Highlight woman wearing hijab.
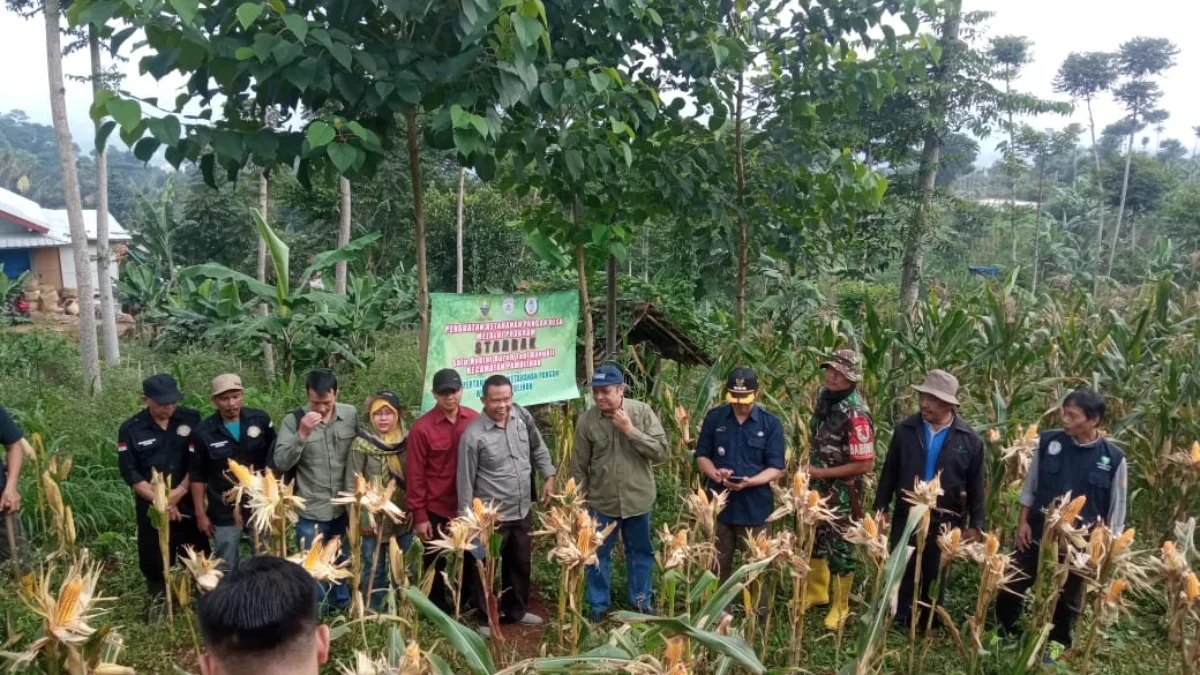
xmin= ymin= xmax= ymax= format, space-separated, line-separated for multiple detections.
xmin=345 ymin=390 xmax=410 ymax=610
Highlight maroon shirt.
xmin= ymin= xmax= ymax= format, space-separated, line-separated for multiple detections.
xmin=405 ymin=405 xmax=480 ymax=524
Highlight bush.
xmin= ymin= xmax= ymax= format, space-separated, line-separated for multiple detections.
xmin=834 ymin=280 xmax=897 ymax=321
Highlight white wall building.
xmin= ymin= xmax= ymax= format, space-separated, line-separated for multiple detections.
xmin=0 ymin=187 xmax=130 ymax=294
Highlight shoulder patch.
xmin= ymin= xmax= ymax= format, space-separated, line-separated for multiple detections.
xmin=848 ymin=415 xmax=874 ymax=460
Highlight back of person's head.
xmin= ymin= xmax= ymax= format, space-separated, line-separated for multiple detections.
xmin=196 ymin=556 xmax=329 ymax=675
xmin=305 ymin=368 xmax=339 ymax=396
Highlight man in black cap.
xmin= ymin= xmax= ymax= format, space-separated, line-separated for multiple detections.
xmin=406 ymin=368 xmax=479 ymax=612
xmin=191 ymin=373 xmax=276 ymax=571
xmin=694 ymin=366 xmax=785 ymax=581
xmin=118 ymin=374 xmax=210 ymax=610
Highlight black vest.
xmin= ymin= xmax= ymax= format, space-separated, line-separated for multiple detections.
xmin=1028 ymin=430 xmax=1124 ymax=538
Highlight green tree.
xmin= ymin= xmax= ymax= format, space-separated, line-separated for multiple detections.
xmin=1011 ymin=123 xmax=1082 ymax=293
xmin=988 ymin=34 xmax=1033 ymax=265
xmin=1053 ymin=51 xmax=1117 ymax=289
xmin=1107 ymin=36 xmax=1178 ymax=277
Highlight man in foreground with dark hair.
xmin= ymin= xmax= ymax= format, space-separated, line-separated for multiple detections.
xmin=457 ymin=374 xmax=556 ymax=636
xmin=197 ymin=556 xmax=330 ymax=675
xmin=272 ymin=368 xmax=358 ymax=609
xmin=996 ymin=387 xmax=1126 ymax=661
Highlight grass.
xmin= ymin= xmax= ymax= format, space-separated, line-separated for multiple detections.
xmin=0 ymin=329 xmax=1183 ymax=673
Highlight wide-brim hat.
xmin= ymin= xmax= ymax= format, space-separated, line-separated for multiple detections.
xmin=912 ymin=369 xmax=960 ymax=406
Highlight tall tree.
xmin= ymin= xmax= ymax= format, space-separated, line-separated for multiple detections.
xmin=1012 ymin=123 xmax=1082 ymax=294
xmin=335 ymin=176 xmax=351 ymax=294
xmin=257 ymin=167 xmax=275 ymax=379
xmin=989 ymin=35 xmax=1033 ymax=265
xmin=1107 ymin=36 xmax=1178 ymax=277
xmin=1053 ymin=51 xmax=1116 ymax=291
xmin=455 ymin=166 xmax=465 ymax=293
xmin=45 ymin=0 xmax=101 ymax=390
xmin=89 ymin=27 xmax=120 ymax=365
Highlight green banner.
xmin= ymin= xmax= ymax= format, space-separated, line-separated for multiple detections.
xmin=421 ymin=291 xmax=581 ymax=412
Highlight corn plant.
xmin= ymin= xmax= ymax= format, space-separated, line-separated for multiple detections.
xmin=333 ymin=474 xmax=407 ymax=621
xmin=1151 ymin=519 xmax=1200 ymax=674
xmin=656 ymin=524 xmax=702 ymax=618
xmin=224 ymin=459 xmax=306 ymax=556
xmin=148 ymin=470 xmax=173 ymax=627
xmin=1072 ymin=526 xmax=1141 ymax=673
xmin=41 ymin=469 xmax=76 ymax=560
xmin=179 ymin=546 xmax=224 ymax=662
xmin=5 ymin=553 xmax=130 ymax=675
xmin=839 ymin=503 xmax=931 ymax=675
xmin=766 ymin=470 xmax=834 ymax=664
xmin=683 ymin=487 xmax=726 ymax=575
xmin=937 ymin=532 xmax=1019 ymax=675
xmin=535 ymin=478 xmax=616 ymax=651
xmin=1013 ymin=494 xmax=1090 ymax=673
xmin=426 ymin=518 xmax=475 ymax=620
xmin=901 ymin=474 xmax=943 ymax=674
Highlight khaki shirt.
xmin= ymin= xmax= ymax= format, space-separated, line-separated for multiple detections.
xmin=457 ymin=407 xmax=556 ymax=522
xmin=273 ymin=403 xmax=358 ymax=522
xmin=572 ymin=398 xmax=667 ymax=518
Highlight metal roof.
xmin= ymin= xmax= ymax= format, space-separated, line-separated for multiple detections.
xmin=0 ymin=187 xmax=131 ymax=247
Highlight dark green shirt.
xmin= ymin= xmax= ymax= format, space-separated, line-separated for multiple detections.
xmin=572 ymin=398 xmax=668 ymax=518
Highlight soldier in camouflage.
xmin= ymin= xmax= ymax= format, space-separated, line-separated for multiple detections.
xmin=805 ymin=349 xmax=876 ymax=631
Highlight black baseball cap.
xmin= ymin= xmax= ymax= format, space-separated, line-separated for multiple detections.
xmin=725 ymin=366 xmax=758 ymax=404
xmin=143 ymin=373 xmax=184 ymax=405
xmin=374 ymin=390 xmax=402 ymax=411
xmin=432 ymin=369 xmax=463 ymax=393
xmin=589 ymin=364 xmax=625 ymax=387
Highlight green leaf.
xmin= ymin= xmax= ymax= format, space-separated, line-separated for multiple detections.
xmin=621 ymin=142 xmax=632 ymax=168
xmin=468 ymin=115 xmax=489 ymax=139
xmin=613 ymin=613 xmax=765 ymax=674
xmin=564 ymin=148 xmax=583 ymax=181
xmin=250 ymin=209 xmax=290 ymax=313
xmin=347 ymin=121 xmax=369 ymax=142
xmin=282 ymin=13 xmax=307 ymax=41
xmin=299 ymin=232 xmax=382 ymax=291
xmin=404 ymin=588 xmax=494 ymax=675
xmin=450 ymin=104 xmax=471 ymax=129
xmin=306 ymin=121 xmax=336 ymax=148
xmin=330 ymin=43 xmax=353 ymax=71
xmin=168 ymin=0 xmax=198 ymax=23
xmin=235 ymin=46 xmax=256 ymax=61
xmin=588 ymin=70 xmax=611 ymax=93
xmin=94 ymin=121 xmax=117 ymax=155
xmin=512 ymin=13 xmax=541 ymax=49
xmin=539 ymin=82 xmax=557 ymax=107
xmin=236 ymin=2 xmax=263 ymax=28
xmin=147 ymin=115 xmax=181 ymax=146
xmin=107 ymin=98 xmax=141 ymax=131
xmin=326 ymin=142 xmax=360 ymax=174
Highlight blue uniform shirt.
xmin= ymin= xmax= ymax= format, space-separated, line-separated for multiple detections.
xmin=695 ymin=404 xmax=786 ymax=526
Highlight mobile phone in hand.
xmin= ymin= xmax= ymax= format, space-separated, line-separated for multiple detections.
xmin=727 ymin=475 xmax=747 ymax=484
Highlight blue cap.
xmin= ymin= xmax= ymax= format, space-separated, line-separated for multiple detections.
xmin=590 ymin=365 xmax=625 ymax=387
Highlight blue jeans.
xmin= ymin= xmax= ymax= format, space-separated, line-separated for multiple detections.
xmin=296 ymin=515 xmax=350 ymax=610
xmin=360 ymin=532 xmax=414 ymax=611
xmin=585 ymin=510 xmax=654 ymax=615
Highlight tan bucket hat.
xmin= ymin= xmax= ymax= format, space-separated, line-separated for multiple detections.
xmin=912 ymin=369 xmax=959 ymax=406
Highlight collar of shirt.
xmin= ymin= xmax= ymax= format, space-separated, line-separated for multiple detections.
xmin=723 ymin=403 xmax=761 ymax=425
xmin=923 ymin=417 xmax=953 ymax=438
xmin=481 ymin=410 xmax=514 ymax=431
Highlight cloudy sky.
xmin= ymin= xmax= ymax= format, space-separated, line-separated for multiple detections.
xmin=0 ymin=0 xmax=1197 ymax=164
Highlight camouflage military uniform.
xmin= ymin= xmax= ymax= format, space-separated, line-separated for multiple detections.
xmin=810 ymin=388 xmax=875 ymax=576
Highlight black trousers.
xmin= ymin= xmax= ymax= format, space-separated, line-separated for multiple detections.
xmin=135 ymin=501 xmax=210 ymax=596
xmin=471 ymin=512 xmax=533 ymax=622
xmin=895 ymin=527 xmax=944 ymax=624
xmin=995 ymin=541 xmax=1087 ymax=647
xmin=424 ymin=512 xmax=456 ymax=614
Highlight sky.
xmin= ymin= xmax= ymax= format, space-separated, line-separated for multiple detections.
xmin=0 ymin=0 xmax=1197 ymax=165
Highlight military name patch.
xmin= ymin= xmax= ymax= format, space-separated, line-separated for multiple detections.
xmin=137 ymin=438 xmax=156 ymax=447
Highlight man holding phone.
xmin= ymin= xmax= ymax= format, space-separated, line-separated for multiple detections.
xmin=572 ymin=365 xmax=668 ymax=621
xmin=694 ymin=367 xmax=785 ymax=582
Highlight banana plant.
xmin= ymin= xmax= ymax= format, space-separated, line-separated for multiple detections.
xmin=179 ymin=209 xmax=382 ymax=379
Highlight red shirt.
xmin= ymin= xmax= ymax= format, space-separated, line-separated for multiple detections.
xmin=405 ymin=405 xmax=479 ymax=523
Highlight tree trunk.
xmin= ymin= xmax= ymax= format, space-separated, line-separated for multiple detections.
xmin=1006 ymin=80 xmax=1018 ymax=267
xmin=605 ymin=252 xmax=617 ymax=359
xmin=258 ymin=169 xmax=275 ymax=380
xmin=1107 ymin=131 xmax=1136 ymax=278
xmin=335 ymin=176 xmax=351 ymax=294
xmin=89 ymin=29 xmax=119 ymax=367
xmin=1086 ymin=97 xmax=1106 ymax=294
xmin=1032 ymin=162 xmax=1046 ymax=295
xmin=574 ymin=196 xmax=594 ymax=382
xmin=733 ymin=68 xmax=747 ymax=339
xmin=456 ymin=166 xmax=465 ymax=293
xmin=408 ymin=110 xmax=430 ymax=379
xmin=46 ymin=0 xmax=101 ymax=392
xmin=898 ymin=0 xmax=960 ymax=316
